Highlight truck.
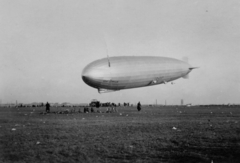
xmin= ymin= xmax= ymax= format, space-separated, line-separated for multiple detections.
xmin=89 ymin=99 xmax=100 ymax=108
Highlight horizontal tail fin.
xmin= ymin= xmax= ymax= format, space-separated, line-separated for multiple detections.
xmin=189 ymin=67 xmax=199 ymax=70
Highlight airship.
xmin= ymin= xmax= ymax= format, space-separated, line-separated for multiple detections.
xmin=82 ymin=56 xmax=197 ymax=93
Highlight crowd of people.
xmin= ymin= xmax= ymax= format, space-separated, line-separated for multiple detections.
xmin=44 ymin=101 xmax=142 ymax=113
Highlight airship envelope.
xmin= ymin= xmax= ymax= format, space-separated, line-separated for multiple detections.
xmin=82 ymin=56 xmax=197 ymax=93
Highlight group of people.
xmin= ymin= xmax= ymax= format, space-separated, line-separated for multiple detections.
xmin=45 ymin=101 xmax=142 ymax=113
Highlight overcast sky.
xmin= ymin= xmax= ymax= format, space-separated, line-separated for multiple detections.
xmin=1 ymin=0 xmax=240 ymax=105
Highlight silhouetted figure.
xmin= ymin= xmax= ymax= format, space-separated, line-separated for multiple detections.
xmin=84 ymin=107 xmax=89 ymax=113
xmin=46 ymin=102 xmax=50 ymax=113
xmin=137 ymin=102 xmax=141 ymax=111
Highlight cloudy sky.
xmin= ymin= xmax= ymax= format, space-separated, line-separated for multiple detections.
xmin=1 ymin=0 xmax=240 ymax=105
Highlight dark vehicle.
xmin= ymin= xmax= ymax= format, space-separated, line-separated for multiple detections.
xmin=89 ymin=99 xmax=100 ymax=108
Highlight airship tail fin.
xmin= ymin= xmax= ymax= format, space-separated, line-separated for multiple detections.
xmin=189 ymin=67 xmax=199 ymax=70
xmin=183 ymin=67 xmax=199 ymax=79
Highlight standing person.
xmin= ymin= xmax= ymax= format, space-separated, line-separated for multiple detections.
xmin=137 ymin=102 xmax=141 ymax=111
xmin=46 ymin=102 xmax=50 ymax=113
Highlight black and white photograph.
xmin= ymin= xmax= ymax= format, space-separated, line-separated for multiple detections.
xmin=1 ymin=0 xmax=240 ymax=162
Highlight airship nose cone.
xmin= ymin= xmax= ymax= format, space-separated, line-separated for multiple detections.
xmin=82 ymin=63 xmax=109 ymax=88
xmin=81 ymin=67 xmax=90 ymax=78
xmin=82 ymin=66 xmax=102 ymax=79
xmin=82 ymin=74 xmax=90 ymax=83
xmin=82 ymin=66 xmax=95 ymax=85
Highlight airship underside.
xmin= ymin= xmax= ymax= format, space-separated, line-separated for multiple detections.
xmin=82 ymin=56 xmax=196 ymax=93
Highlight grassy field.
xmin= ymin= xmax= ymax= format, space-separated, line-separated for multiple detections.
xmin=0 ymin=105 xmax=240 ymax=163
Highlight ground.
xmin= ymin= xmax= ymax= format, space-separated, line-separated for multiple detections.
xmin=0 ymin=105 xmax=240 ymax=163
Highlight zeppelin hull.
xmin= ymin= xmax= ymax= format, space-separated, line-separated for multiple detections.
xmin=82 ymin=56 xmax=192 ymax=92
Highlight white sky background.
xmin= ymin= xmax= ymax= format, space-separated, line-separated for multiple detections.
xmin=1 ymin=0 xmax=240 ymax=105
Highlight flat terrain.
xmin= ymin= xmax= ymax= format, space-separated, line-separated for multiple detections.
xmin=0 ymin=105 xmax=240 ymax=163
